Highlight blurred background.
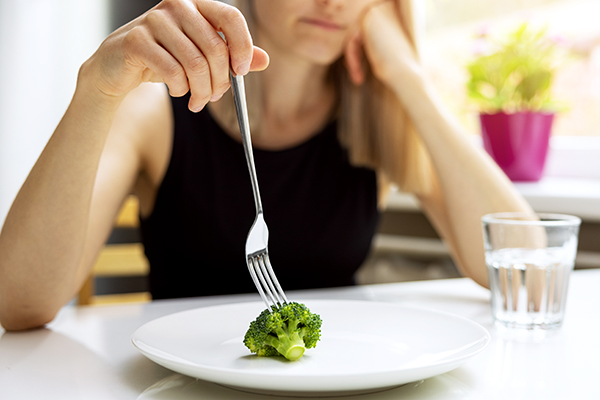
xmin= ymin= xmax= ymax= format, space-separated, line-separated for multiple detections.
xmin=2 ymin=0 xmax=600 ymax=223
xmin=0 ymin=0 xmax=598 ymax=303
xmin=423 ymin=0 xmax=600 ymax=138
xmin=0 ymin=0 xmax=158 ymax=224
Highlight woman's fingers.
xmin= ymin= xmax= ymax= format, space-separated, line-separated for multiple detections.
xmin=187 ymin=0 xmax=269 ymax=73
xmin=177 ymin=1 xmax=270 ymax=103
xmin=359 ymin=1 xmax=419 ymax=86
xmin=148 ymin=8 xmax=220 ymax=110
xmin=121 ymin=24 xmax=190 ymax=97
xmin=344 ymin=30 xmax=366 ymax=86
xmin=192 ymin=0 xmax=253 ymax=76
xmin=249 ymin=46 xmax=269 ymax=72
xmin=156 ymin=0 xmax=270 ymax=111
xmin=162 ymin=1 xmax=229 ymax=110
xmin=98 ymin=0 xmax=270 ymax=112
xmin=344 ymin=1 xmax=399 ymax=86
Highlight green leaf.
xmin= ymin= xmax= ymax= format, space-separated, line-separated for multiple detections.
xmin=465 ymin=21 xmax=565 ymax=112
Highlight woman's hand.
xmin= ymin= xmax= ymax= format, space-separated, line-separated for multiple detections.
xmin=82 ymin=0 xmax=269 ymax=112
xmin=344 ymin=1 xmax=422 ymax=91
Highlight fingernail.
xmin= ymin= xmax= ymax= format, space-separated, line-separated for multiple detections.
xmin=236 ymin=61 xmax=251 ymax=76
xmin=210 ymin=93 xmax=223 ymax=102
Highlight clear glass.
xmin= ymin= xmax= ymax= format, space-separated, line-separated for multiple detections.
xmin=482 ymin=213 xmax=581 ymax=330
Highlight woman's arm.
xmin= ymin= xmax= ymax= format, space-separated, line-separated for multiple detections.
xmin=0 ymin=79 xmax=134 ymax=330
xmin=405 ymin=85 xmax=532 ymax=287
xmin=0 ymin=0 xmax=268 ymax=330
xmin=355 ymin=2 xmax=532 ymax=287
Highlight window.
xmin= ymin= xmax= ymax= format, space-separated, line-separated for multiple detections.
xmin=421 ymin=0 xmax=600 ymax=137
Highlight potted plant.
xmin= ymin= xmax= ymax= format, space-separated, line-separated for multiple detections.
xmin=466 ymin=22 xmax=564 ymax=181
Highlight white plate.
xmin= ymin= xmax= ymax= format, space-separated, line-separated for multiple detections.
xmin=132 ymin=300 xmax=490 ymax=396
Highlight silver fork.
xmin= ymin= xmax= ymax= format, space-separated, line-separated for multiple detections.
xmin=229 ymin=72 xmax=289 ymax=310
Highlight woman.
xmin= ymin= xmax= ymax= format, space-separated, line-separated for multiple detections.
xmin=0 ymin=0 xmax=531 ymax=330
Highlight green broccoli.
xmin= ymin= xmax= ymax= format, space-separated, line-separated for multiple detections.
xmin=243 ymin=302 xmax=322 ymax=361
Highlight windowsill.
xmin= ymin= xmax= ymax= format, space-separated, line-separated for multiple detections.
xmin=386 ymin=136 xmax=600 ymax=221
xmin=513 ymin=177 xmax=600 ymax=221
xmin=544 ymin=136 xmax=600 ymax=180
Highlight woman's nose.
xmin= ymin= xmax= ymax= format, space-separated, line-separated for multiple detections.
xmin=315 ymin=0 xmax=344 ymax=10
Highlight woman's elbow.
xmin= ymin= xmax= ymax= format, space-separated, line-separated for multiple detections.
xmin=0 ymin=302 xmax=58 ymax=331
xmin=453 ymin=256 xmax=490 ymax=289
xmin=469 ymin=271 xmax=490 ymax=290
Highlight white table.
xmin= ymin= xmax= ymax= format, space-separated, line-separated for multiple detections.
xmin=1 ymin=269 xmax=599 ymax=400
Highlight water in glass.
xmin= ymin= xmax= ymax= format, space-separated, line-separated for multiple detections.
xmin=487 ymin=247 xmax=573 ymax=330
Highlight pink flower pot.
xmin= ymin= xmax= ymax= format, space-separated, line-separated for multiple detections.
xmin=480 ymin=111 xmax=554 ymax=182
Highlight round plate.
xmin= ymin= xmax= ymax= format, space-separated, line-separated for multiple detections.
xmin=132 ymin=300 xmax=490 ymax=396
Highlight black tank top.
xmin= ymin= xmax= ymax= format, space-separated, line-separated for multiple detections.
xmin=139 ymin=94 xmax=379 ymax=299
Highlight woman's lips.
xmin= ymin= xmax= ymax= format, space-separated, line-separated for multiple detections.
xmin=300 ymin=17 xmax=345 ymax=31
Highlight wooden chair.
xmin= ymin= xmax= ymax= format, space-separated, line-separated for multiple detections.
xmin=77 ymin=196 xmax=151 ymax=305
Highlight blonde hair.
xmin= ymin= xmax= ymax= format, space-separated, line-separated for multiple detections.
xmin=228 ymin=0 xmax=433 ymax=202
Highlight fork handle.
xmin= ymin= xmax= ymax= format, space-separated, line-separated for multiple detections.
xmin=230 ymin=73 xmax=263 ymax=214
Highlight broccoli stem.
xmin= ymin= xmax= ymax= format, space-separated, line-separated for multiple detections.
xmin=284 ymin=344 xmax=305 ymax=361
xmin=265 ymin=328 xmax=306 ymax=361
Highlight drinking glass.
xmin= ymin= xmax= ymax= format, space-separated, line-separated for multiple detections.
xmin=482 ymin=213 xmax=581 ymax=330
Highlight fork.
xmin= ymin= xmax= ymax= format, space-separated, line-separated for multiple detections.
xmin=228 ymin=71 xmax=289 ymax=311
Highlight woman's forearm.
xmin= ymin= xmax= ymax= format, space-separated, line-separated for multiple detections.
xmin=0 ymin=75 xmax=122 ymax=330
xmin=392 ymin=76 xmax=532 ymax=286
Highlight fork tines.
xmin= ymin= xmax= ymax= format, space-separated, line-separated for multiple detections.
xmin=247 ymin=252 xmax=288 ymax=310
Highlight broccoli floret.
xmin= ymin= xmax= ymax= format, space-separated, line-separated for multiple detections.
xmin=243 ymin=302 xmax=322 ymax=361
